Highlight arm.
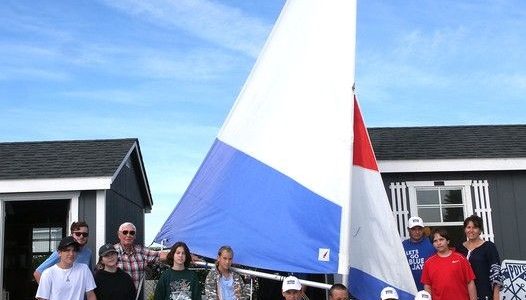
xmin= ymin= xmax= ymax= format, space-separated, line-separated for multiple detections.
xmin=34 ymin=251 xmax=60 ymax=282
xmin=86 ymin=290 xmax=96 ymax=300
xmin=204 ymin=269 xmax=218 ymax=298
xmin=33 ymin=270 xmax=42 ymax=283
xmin=467 ymin=280 xmax=477 ymax=300
xmin=424 ymin=284 xmax=432 ymax=295
xmin=492 ymin=284 xmax=500 ymax=300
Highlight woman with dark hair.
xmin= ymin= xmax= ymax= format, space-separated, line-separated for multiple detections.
xmin=204 ymin=245 xmax=250 ymax=300
xmin=457 ymin=215 xmax=502 ymax=300
xmin=421 ymin=228 xmax=477 ymax=300
xmin=154 ymin=241 xmax=201 ymax=300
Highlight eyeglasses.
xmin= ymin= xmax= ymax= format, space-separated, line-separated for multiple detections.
xmin=73 ymin=232 xmax=89 ymax=237
xmin=121 ymin=230 xmax=136 ymax=236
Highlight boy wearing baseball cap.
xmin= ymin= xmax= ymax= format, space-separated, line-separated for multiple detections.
xmin=36 ymin=236 xmax=96 ymax=300
xmin=282 ymin=276 xmax=303 ymax=300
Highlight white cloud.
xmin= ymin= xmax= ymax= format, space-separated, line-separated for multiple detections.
xmin=99 ymin=0 xmax=272 ymax=57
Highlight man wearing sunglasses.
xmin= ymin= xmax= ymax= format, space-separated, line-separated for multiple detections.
xmin=114 ymin=222 xmax=166 ymax=293
xmin=33 ymin=221 xmax=93 ymax=283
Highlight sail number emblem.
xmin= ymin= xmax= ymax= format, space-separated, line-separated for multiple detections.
xmin=318 ymin=248 xmax=330 ymax=262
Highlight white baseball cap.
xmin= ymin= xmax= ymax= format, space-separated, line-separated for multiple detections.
xmin=414 ymin=290 xmax=432 ymax=300
xmin=282 ymin=276 xmax=302 ymax=292
xmin=408 ymin=216 xmax=424 ymax=229
xmin=380 ymin=287 xmax=399 ymax=300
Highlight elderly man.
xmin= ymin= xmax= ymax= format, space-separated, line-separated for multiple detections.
xmin=34 ymin=221 xmax=93 ymax=283
xmin=36 ymin=236 xmax=96 ymax=300
xmin=402 ymin=216 xmax=435 ymax=290
xmin=329 ymin=283 xmax=350 ymax=300
xmin=114 ymin=222 xmax=166 ymax=291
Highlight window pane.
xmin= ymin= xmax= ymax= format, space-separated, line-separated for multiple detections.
xmin=50 ymin=228 xmax=62 ymax=239
xmin=417 ymin=190 xmax=439 ymax=205
xmin=418 ymin=207 xmax=441 ymax=222
xmin=441 ymin=189 xmax=462 ymax=205
xmin=442 ymin=207 xmax=464 ymax=222
xmin=33 ymin=241 xmax=50 ymax=253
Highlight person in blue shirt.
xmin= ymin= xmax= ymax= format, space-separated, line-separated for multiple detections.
xmin=402 ymin=216 xmax=435 ymax=290
xmin=33 ymin=221 xmax=93 ymax=283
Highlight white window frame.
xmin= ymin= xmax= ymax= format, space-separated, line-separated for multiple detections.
xmin=406 ymin=180 xmax=474 ymax=228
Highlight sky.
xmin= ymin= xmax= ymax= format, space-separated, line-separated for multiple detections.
xmin=1 ymin=0 xmax=525 ymax=243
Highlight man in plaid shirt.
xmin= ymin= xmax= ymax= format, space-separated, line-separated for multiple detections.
xmin=114 ymin=222 xmax=166 ymax=292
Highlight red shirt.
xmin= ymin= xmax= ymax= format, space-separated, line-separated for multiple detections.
xmin=421 ymin=251 xmax=475 ymax=300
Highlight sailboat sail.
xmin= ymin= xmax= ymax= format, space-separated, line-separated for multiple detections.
xmin=155 ymin=0 xmax=416 ymax=299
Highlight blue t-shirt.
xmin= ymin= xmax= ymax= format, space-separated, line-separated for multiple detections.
xmin=402 ymin=237 xmax=435 ymax=290
xmin=36 ymin=246 xmax=93 ymax=274
xmin=219 ymin=275 xmax=235 ymax=300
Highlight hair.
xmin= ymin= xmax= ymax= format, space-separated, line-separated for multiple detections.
xmin=118 ymin=222 xmax=136 ymax=232
xmin=96 ymin=256 xmax=105 ymax=271
xmin=215 ymin=245 xmax=234 ymax=268
xmin=167 ymin=241 xmax=192 ymax=268
xmin=70 ymin=221 xmax=89 ymax=232
xmin=432 ymin=227 xmax=450 ymax=242
xmin=329 ymin=283 xmax=348 ymax=296
xmin=463 ymin=214 xmax=484 ymax=231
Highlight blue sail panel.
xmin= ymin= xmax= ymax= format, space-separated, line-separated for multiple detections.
xmin=155 ymin=138 xmax=341 ymax=273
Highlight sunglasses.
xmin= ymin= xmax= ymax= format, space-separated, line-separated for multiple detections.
xmin=73 ymin=232 xmax=89 ymax=237
xmin=121 ymin=230 xmax=136 ymax=236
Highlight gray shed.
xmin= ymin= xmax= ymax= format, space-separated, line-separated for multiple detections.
xmin=0 ymin=138 xmax=152 ymax=300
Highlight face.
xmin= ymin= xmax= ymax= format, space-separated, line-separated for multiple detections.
xmin=118 ymin=225 xmax=136 ymax=247
xmin=102 ymin=252 xmax=118 ymax=268
xmin=465 ymin=221 xmax=481 ymax=241
xmin=329 ymin=289 xmax=349 ymax=300
xmin=282 ymin=290 xmax=303 ymax=300
xmin=218 ymin=250 xmax=233 ymax=272
xmin=432 ymin=233 xmax=450 ymax=253
xmin=72 ymin=226 xmax=89 ymax=246
xmin=173 ymin=246 xmax=186 ymax=267
xmin=408 ymin=226 xmax=424 ymax=241
xmin=59 ymin=246 xmax=78 ymax=266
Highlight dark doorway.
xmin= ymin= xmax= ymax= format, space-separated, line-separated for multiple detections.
xmin=3 ymin=200 xmax=68 ymax=300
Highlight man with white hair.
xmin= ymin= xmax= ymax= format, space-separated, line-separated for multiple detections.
xmin=114 ymin=222 xmax=166 ymax=292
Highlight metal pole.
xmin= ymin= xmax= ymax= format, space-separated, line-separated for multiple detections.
xmin=194 ymin=261 xmax=333 ymax=290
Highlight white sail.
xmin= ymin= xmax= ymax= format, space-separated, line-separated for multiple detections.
xmin=155 ymin=1 xmax=417 ymax=299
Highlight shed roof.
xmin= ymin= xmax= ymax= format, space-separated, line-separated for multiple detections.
xmin=0 ymin=138 xmax=138 ymax=179
xmin=369 ymin=125 xmax=526 ymax=161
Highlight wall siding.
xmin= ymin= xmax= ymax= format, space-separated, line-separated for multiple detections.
xmin=106 ymin=154 xmax=148 ymax=246
xmin=380 ymin=170 xmax=526 ymax=260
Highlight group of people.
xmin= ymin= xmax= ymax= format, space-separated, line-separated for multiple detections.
xmin=33 ymin=221 xmax=165 ymax=300
xmin=400 ymin=215 xmax=502 ymax=300
xmin=32 ymin=214 xmax=501 ymax=300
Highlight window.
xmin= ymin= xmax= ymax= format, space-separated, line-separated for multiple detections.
xmin=406 ymin=180 xmax=474 ymax=247
xmin=32 ymin=227 xmax=63 ymax=254
xmin=32 ymin=227 xmax=63 ymax=270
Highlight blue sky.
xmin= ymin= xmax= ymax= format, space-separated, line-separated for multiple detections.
xmin=1 ymin=0 xmax=525 ymax=243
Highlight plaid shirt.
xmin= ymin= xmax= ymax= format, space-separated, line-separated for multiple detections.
xmin=114 ymin=243 xmax=160 ymax=289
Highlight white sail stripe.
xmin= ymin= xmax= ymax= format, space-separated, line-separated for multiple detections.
xmin=349 ymin=166 xmax=418 ymax=294
xmin=218 ymin=0 xmax=356 ymax=207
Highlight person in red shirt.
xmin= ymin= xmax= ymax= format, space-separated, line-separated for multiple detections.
xmin=421 ymin=228 xmax=477 ymax=300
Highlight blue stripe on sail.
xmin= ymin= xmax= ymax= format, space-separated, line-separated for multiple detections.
xmin=155 ymin=138 xmax=341 ymax=273
xmin=349 ymin=268 xmax=415 ymax=300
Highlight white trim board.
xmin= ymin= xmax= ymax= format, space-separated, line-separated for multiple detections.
xmin=0 ymin=177 xmax=112 ymax=193
xmin=379 ymin=158 xmax=526 ymax=173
